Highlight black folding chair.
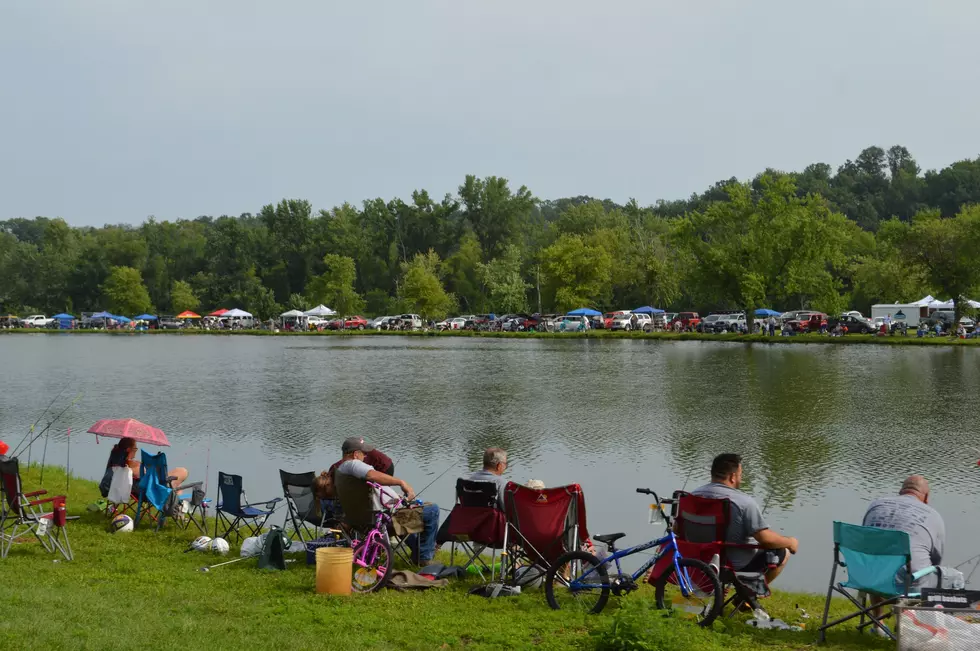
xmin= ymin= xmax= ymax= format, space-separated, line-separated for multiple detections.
xmin=279 ymin=470 xmax=337 ymax=542
xmin=214 ymin=472 xmax=281 ymax=543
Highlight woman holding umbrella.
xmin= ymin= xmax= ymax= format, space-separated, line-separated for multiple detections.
xmin=93 ymin=419 xmax=188 ymax=489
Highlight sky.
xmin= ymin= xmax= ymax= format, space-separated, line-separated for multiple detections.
xmin=3 ymin=1 xmax=980 ymax=227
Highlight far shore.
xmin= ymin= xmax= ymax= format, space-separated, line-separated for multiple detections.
xmin=3 ymin=328 xmax=979 ymax=347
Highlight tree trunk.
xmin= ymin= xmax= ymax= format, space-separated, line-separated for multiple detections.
xmin=746 ymin=308 xmax=754 ymax=335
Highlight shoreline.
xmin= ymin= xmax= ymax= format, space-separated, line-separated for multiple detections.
xmin=3 ymin=327 xmax=979 ymax=347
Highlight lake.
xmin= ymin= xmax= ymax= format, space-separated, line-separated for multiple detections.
xmin=2 ymin=334 xmax=978 ymax=592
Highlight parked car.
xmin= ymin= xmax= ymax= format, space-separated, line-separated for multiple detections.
xmin=715 ymin=313 xmax=746 ymax=332
xmin=328 ymin=315 xmax=368 ymax=330
xmin=922 ymin=310 xmax=975 ymax=330
xmin=557 ymin=315 xmax=590 ymax=331
xmin=158 ymin=317 xmax=184 ymax=330
xmin=780 ymin=310 xmax=811 ymax=327
xmin=610 ymin=313 xmax=650 ymax=331
xmin=671 ymin=312 xmax=701 ymax=331
xmin=21 ymin=315 xmax=53 ymax=328
xmin=602 ymin=311 xmax=630 ymax=329
xmin=307 ymin=316 xmax=327 ymax=329
xmin=395 ymin=314 xmax=423 ymax=330
xmin=785 ymin=312 xmax=828 ymax=333
xmin=696 ymin=314 xmax=726 ymax=334
xmin=826 ymin=314 xmax=874 ymax=334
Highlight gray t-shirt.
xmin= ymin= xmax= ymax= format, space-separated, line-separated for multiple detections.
xmin=862 ymin=494 xmax=945 ymax=574
xmin=465 ymin=469 xmax=509 ymax=509
xmin=690 ymin=482 xmax=768 ymax=569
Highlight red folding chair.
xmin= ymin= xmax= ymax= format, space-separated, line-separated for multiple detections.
xmin=0 ymin=457 xmax=73 ymax=561
xmin=442 ymin=479 xmax=507 ymax=580
xmin=502 ymin=482 xmax=590 ymax=586
xmin=655 ymin=491 xmax=774 ymax=616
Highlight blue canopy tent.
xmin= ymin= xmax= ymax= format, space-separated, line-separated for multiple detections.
xmin=91 ymin=311 xmax=114 ymax=319
xmin=567 ymin=308 xmax=602 ymax=317
xmin=51 ymin=313 xmax=75 ymax=330
xmin=134 ymin=314 xmax=157 ymax=321
xmin=113 ymin=315 xmax=132 ymax=324
xmin=755 ymin=308 xmax=781 ymax=317
xmin=632 ymin=306 xmax=665 ymax=315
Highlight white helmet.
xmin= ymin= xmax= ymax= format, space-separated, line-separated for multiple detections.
xmin=190 ymin=536 xmax=213 ymax=552
xmin=210 ymin=537 xmax=230 ymax=555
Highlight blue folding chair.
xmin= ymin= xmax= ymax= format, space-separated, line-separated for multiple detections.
xmin=214 ymin=472 xmax=282 ymax=543
xmin=819 ymin=521 xmax=940 ymax=641
xmin=133 ymin=451 xmax=206 ymax=532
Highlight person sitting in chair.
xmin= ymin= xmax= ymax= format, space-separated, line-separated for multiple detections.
xmin=691 ymin=453 xmax=798 ymax=584
xmin=333 ymin=436 xmax=441 ymax=564
xmin=108 ymin=437 xmax=188 ymax=489
xmin=464 ymin=447 xmax=510 ymax=508
xmin=862 ymin=475 xmax=945 ymax=588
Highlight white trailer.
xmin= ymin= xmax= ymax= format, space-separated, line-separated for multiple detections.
xmin=870 ymin=303 xmax=929 ymax=325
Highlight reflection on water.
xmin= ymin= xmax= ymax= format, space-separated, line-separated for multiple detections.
xmin=1 ymin=335 xmax=979 ymax=592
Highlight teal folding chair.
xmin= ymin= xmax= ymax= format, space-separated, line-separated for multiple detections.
xmin=819 ymin=521 xmax=940 ymax=642
xmin=133 ymin=451 xmax=205 ymax=532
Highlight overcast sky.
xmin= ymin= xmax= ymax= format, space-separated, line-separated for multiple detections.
xmin=3 ymin=1 xmax=979 ymax=227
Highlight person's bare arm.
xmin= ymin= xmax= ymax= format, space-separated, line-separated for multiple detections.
xmin=365 ymin=470 xmax=415 ymax=500
xmin=754 ymin=528 xmax=799 ymax=554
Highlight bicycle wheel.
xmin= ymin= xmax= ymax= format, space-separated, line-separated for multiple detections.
xmin=351 ymin=533 xmax=393 ymax=593
xmin=653 ymin=557 xmax=723 ymax=627
xmin=544 ymin=550 xmax=610 ymax=614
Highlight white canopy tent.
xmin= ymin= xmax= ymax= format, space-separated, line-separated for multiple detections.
xmin=304 ymin=304 xmax=336 ymax=317
xmin=927 ymin=298 xmax=980 ymax=310
xmin=280 ymin=309 xmax=305 ymax=318
xmin=223 ymin=308 xmax=253 ymax=318
xmin=910 ymin=295 xmax=935 ymax=307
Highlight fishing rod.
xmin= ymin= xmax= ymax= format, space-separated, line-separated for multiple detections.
xmin=14 ymin=393 xmax=83 ymax=458
xmin=412 ymin=463 xmax=455 ymax=501
xmin=10 ymin=384 xmax=71 ymax=457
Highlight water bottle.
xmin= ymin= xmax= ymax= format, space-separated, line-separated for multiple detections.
xmin=708 ymin=553 xmax=720 ymax=576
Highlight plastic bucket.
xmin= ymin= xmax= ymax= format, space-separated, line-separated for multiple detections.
xmin=315 ymin=546 xmax=353 ymax=595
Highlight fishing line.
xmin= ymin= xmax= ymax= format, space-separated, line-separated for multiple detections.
xmin=413 ymin=464 xmax=455 ymax=501
xmin=14 ymin=393 xmax=83 ymax=458
xmin=11 ymin=383 xmax=70 ymax=456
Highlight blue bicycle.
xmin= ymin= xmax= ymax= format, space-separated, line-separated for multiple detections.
xmin=544 ymin=488 xmax=723 ymax=626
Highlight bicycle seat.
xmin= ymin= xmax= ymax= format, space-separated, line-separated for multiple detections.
xmin=593 ymin=532 xmax=626 ymax=545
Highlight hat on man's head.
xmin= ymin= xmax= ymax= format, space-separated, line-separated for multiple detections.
xmin=342 ymin=437 xmax=375 ymax=454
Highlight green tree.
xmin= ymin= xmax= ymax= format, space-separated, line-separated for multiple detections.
xmin=398 ymin=250 xmax=456 ymax=320
xmin=102 ymin=266 xmax=152 ymax=316
xmin=170 ymin=280 xmax=200 ymax=313
xmin=442 ymin=231 xmax=486 ymax=313
xmin=479 ymin=245 xmax=528 ymax=314
xmin=902 ymin=206 xmax=980 ymax=322
xmin=306 ymin=254 xmax=366 ymax=316
xmin=459 ymin=175 xmax=535 ymax=258
xmin=540 ymin=234 xmax=613 ymax=312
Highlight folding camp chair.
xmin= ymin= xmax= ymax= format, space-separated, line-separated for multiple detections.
xmin=441 ymin=479 xmax=507 ymax=580
xmin=133 ymin=451 xmax=205 ymax=532
xmin=819 ymin=521 xmax=940 ymax=641
xmin=214 ymin=471 xmax=282 ymax=543
xmin=0 ymin=457 xmax=73 ymax=561
xmin=501 ymin=482 xmax=589 ymax=586
xmin=664 ymin=491 xmax=776 ymax=617
xmin=279 ymin=470 xmax=337 ymax=543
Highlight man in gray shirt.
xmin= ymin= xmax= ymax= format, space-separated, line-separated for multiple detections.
xmin=691 ymin=453 xmax=799 ymax=584
xmin=862 ymin=475 xmax=945 ymax=588
xmin=465 ymin=447 xmax=509 ymax=508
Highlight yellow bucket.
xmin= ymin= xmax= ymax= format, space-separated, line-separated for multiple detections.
xmin=315 ymin=546 xmax=353 ymax=596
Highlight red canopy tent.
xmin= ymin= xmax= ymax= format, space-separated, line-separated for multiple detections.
xmin=175 ymin=311 xmax=201 ymax=319
xmin=208 ymin=309 xmax=229 ymax=317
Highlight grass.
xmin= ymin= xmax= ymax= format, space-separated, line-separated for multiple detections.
xmin=0 ymin=466 xmax=893 ymax=651
xmin=4 ymin=326 xmax=979 ymax=347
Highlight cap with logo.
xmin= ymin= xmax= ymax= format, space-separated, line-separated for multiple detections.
xmin=342 ymin=437 xmax=375 ymax=454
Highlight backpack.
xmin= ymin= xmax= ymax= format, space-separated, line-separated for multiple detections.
xmin=258 ymin=526 xmax=289 ymax=571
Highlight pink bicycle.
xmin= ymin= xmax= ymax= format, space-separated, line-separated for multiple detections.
xmin=349 ymin=482 xmax=416 ymax=593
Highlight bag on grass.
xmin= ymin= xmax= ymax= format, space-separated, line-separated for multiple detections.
xmin=107 ymin=467 xmax=133 ymax=504
xmin=258 ymin=526 xmax=289 ymax=571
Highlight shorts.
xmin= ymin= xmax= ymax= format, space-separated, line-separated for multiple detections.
xmin=738 ymin=548 xmax=787 ymax=573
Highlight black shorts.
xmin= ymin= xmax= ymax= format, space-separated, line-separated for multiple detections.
xmin=739 ymin=548 xmax=787 ymax=573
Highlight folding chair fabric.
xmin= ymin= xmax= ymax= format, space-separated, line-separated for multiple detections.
xmin=834 ymin=521 xmax=911 ymax=596
xmin=214 ymin=471 xmax=281 ymax=542
xmin=279 ymin=470 xmax=330 ymax=542
xmin=0 ymin=457 xmax=73 ymax=561
xmin=134 ymin=451 xmax=205 ymax=532
xmin=445 ymin=479 xmax=507 ymax=579
xmin=502 ymin=482 xmax=588 ymax=581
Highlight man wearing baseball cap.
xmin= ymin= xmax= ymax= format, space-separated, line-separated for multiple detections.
xmin=330 ymin=437 xmax=394 ymax=476
xmin=333 ymin=436 xmax=441 ymax=563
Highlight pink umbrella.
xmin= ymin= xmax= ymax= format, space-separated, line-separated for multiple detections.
xmin=87 ymin=419 xmax=170 ymax=447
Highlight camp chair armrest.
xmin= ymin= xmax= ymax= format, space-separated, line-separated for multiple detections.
xmin=175 ymin=481 xmax=203 ymax=492
xmin=243 ymin=497 xmax=282 ymax=508
xmin=167 ymin=475 xmax=178 ymax=482
xmin=912 ymin=566 xmax=939 ymax=581
xmin=24 ymin=489 xmax=47 ymax=498
xmin=28 ymin=496 xmax=62 ymax=507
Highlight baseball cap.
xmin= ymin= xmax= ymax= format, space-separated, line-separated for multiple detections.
xmin=342 ymin=437 xmax=375 ymax=454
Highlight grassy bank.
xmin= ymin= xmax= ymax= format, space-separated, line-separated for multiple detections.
xmin=0 ymin=465 xmax=890 ymax=651
xmin=4 ymin=326 xmax=979 ymax=347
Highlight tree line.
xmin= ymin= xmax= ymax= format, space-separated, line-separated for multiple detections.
xmin=3 ymin=145 xmax=980 ymax=327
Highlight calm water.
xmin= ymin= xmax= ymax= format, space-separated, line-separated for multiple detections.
xmin=2 ymin=334 xmax=979 ymax=592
